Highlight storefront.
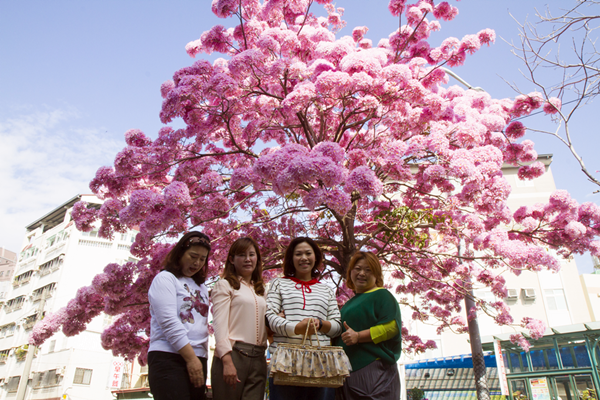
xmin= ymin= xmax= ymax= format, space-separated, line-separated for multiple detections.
xmin=404 ymin=353 xmax=504 ymax=400
xmin=482 ymin=322 xmax=600 ymax=400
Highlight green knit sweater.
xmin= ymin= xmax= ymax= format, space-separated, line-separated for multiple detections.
xmin=335 ymin=288 xmax=402 ymax=371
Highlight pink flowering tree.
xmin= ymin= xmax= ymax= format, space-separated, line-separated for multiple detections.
xmin=31 ymin=0 xmax=600 ymax=363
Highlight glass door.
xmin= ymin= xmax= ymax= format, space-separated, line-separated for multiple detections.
xmin=510 ymin=379 xmax=530 ymax=400
xmin=552 ymin=376 xmax=575 ymax=400
xmin=574 ymin=374 xmax=597 ymax=400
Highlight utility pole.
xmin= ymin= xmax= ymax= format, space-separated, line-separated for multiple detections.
xmin=16 ymin=286 xmax=48 ymax=400
xmin=458 ymin=240 xmax=490 ymax=400
xmin=464 ymin=279 xmax=491 ymax=400
xmin=446 ymin=68 xmax=491 ymax=399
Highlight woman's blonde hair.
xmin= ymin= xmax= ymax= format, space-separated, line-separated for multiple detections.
xmin=346 ymin=251 xmax=384 ymax=291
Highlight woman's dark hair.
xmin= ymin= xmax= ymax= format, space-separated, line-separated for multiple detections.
xmin=222 ymin=237 xmax=265 ymax=296
xmin=282 ymin=237 xmax=322 ymax=279
xmin=164 ymin=231 xmax=211 ymax=285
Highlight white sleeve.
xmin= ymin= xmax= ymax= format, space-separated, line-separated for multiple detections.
xmin=266 ymin=279 xmax=296 ymax=337
xmin=325 ymin=286 xmax=342 ymax=338
xmin=148 ymin=273 xmax=189 ymax=351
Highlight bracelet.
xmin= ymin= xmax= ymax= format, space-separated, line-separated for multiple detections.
xmin=318 ymin=318 xmax=324 ymax=331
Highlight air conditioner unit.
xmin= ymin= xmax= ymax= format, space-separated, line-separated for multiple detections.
xmin=56 ymin=367 xmax=66 ymax=376
xmin=522 ymin=288 xmax=536 ymax=299
xmin=506 ymin=289 xmax=518 ymax=300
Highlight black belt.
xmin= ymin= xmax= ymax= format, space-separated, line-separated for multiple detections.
xmin=233 ymin=343 xmax=266 ymax=358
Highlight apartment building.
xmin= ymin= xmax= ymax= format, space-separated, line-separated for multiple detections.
xmin=0 ymin=195 xmax=137 ymax=400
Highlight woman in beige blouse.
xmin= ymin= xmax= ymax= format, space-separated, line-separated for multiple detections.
xmin=211 ymin=237 xmax=267 ymax=400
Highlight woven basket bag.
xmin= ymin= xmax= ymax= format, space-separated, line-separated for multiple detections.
xmin=270 ymin=319 xmax=351 ymax=388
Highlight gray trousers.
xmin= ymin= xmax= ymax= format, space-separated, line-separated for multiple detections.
xmin=336 ymin=360 xmax=400 ymax=400
xmin=210 ymin=342 xmax=267 ymax=400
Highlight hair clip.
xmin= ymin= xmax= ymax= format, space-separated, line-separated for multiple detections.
xmin=185 ymin=234 xmax=211 ymax=248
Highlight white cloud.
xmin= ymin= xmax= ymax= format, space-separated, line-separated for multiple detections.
xmin=0 ymin=107 xmax=123 ymax=253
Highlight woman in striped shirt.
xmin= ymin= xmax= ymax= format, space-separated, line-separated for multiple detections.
xmin=266 ymin=237 xmax=342 ymax=400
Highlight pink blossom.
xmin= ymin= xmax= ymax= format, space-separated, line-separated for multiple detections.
xmin=325 ymin=189 xmax=353 ymax=215
xmin=124 ymin=129 xmax=152 ymax=147
xmin=352 ymin=26 xmax=369 ymax=43
xmin=311 ymin=141 xmax=345 ymax=163
xmin=230 ymin=167 xmax=259 ymax=190
xmin=200 ymin=25 xmax=233 ymax=54
xmin=510 ymin=333 xmax=531 ymax=352
xmin=505 ymin=121 xmax=526 ymax=139
xmin=521 ymin=317 xmax=546 ymax=339
xmin=447 ymin=50 xmax=466 ymax=67
xmin=433 ymin=2 xmax=458 ymax=21
xmin=160 ymin=80 xmax=175 ymax=99
xmin=211 ymin=0 xmax=238 ymax=18
xmin=185 ymin=39 xmax=202 ymax=58
xmin=549 ymin=190 xmax=577 ymax=211
xmin=388 ymin=0 xmax=407 ymax=16
xmin=345 ymin=166 xmax=383 ymax=197
xmin=543 ymin=97 xmax=562 ymax=114
xmin=477 ymin=29 xmax=496 ymax=46
xmin=339 ymin=49 xmax=386 ymax=77
xmin=164 ymin=181 xmax=192 ymax=207
xmin=564 ymin=220 xmax=587 ymax=239
xmin=512 ymin=92 xmax=544 ymax=117
xmin=358 ymin=39 xmax=372 ymax=49
xmin=459 ymin=34 xmax=481 ymax=55
xmin=199 ymin=171 xmax=223 ymax=192
xmin=72 ymin=201 xmax=98 ymax=232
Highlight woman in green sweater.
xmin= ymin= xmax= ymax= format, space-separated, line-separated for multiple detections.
xmin=336 ymin=251 xmax=401 ymax=400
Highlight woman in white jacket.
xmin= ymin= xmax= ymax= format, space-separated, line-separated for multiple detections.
xmin=147 ymin=231 xmax=211 ymax=400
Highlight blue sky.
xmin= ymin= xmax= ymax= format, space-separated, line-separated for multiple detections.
xmin=1 ymin=0 xmax=598 ymax=272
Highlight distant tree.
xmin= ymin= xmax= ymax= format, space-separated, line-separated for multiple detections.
xmin=30 ymin=0 xmax=600 ymax=364
xmin=511 ymin=0 xmax=600 ymax=191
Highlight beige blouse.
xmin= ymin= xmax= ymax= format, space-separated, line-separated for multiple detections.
xmin=211 ymin=278 xmax=267 ymax=358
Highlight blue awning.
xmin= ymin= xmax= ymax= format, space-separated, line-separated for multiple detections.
xmin=405 ymin=353 xmax=498 ymax=369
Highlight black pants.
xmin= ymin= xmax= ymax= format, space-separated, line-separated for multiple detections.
xmin=148 ymin=351 xmax=208 ymax=400
xmin=269 ymin=377 xmax=336 ymax=400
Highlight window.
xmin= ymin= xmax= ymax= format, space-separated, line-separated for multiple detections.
xmin=7 ymin=376 xmax=20 ymax=392
xmin=32 ymin=372 xmax=44 ymax=388
xmin=39 ymin=256 xmax=63 ymax=276
xmin=0 ymin=271 xmax=4 ymax=277
xmin=32 ymin=282 xmax=57 ymax=302
xmin=544 ymin=289 xmax=568 ymax=311
xmin=6 ymin=296 xmax=25 ymax=311
xmin=42 ymin=369 xmax=59 ymax=386
xmin=0 ymin=324 xmax=16 ymax=337
xmin=73 ymin=368 xmax=92 ymax=385
xmin=46 ymin=235 xmax=56 ymax=248
xmin=82 ymin=229 xmax=98 ymax=238
xmin=0 ymin=349 xmax=10 ymax=363
xmin=13 ymin=270 xmax=33 ymax=286
xmin=48 ymin=340 xmax=56 ymax=353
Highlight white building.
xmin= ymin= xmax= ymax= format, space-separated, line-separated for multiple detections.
xmin=0 ymin=249 xmax=17 ymax=305
xmin=580 ymin=271 xmax=600 ymax=322
xmin=407 ymin=155 xmax=593 ymax=361
xmin=0 ymin=195 xmax=137 ymax=400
